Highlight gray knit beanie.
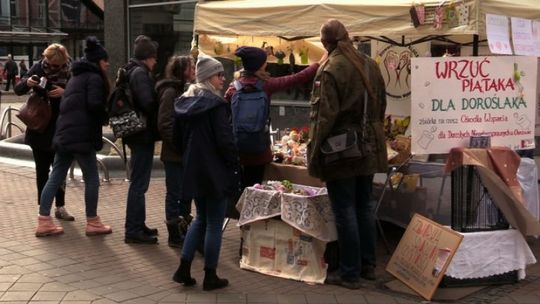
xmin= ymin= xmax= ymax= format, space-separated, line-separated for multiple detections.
xmin=196 ymin=55 xmax=224 ymax=83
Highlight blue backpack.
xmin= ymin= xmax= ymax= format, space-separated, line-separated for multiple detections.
xmin=231 ymin=79 xmax=270 ymax=154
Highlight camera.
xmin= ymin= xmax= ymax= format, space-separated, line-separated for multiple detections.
xmin=30 ymin=75 xmax=51 ymax=92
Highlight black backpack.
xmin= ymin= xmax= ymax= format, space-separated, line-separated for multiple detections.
xmin=107 ymin=67 xmax=146 ymax=139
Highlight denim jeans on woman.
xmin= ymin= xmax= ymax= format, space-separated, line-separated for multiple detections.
xmin=125 ymin=143 xmax=155 ymax=237
xmin=39 ymin=150 xmax=99 ymax=217
xmin=163 ymin=161 xmax=191 ymax=220
xmin=181 ymin=196 xmax=228 ymax=269
xmin=326 ymin=174 xmax=376 ymax=282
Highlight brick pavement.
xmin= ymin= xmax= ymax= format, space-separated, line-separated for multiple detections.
xmin=0 ymin=92 xmax=539 ymax=303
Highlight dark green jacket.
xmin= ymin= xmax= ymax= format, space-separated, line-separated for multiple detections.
xmin=307 ymin=48 xmax=388 ymax=181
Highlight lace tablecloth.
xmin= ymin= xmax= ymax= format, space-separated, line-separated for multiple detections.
xmin=445 ymin=229 xmax=536 ymax=280
xmin=236 ymin=185 xmax=337 ymax=242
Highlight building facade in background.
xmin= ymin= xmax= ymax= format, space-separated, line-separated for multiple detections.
xmin=0 ymin=0 xmax=103 ymax=70
xmin=105 ymin=0 xmax=197 ymax=78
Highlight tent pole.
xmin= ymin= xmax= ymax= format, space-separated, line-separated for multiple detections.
xmin=473 ymin=34 xmax=479 ymax=56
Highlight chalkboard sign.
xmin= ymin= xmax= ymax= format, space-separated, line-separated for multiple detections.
xmin=386 ymin=214 xmax=463 ymax=300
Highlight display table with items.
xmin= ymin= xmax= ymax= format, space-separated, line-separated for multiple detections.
xmin=236 ymin=181 xmax=336 ymax=284
xmin=264 ymin=163 xmax=324 ymax=187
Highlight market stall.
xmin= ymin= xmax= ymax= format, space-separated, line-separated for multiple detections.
xmin=194 ymin=0 xmax=540 ymax=287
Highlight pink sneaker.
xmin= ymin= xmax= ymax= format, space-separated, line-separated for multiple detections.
xmin=35 ymin=215 xmax=64 ymax=237
xmin=86 ymin=216 xmax=112 ymax=236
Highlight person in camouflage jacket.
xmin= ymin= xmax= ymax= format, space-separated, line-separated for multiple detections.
xmin=307 ymin=19 xmax=388 ymax=289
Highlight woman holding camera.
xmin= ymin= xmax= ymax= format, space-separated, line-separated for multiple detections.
xmin=35 ymin=37 xmax=112 ymax=237
xmin=14 ymin=44 xmax=74 ymax=221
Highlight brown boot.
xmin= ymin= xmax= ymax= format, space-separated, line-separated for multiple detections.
xmin=86 ymin=216 xmax=112 ymax=236
xmin=35 ymin=215 xmax=64 ymax=237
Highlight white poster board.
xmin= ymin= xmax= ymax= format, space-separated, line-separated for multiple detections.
xmin=411 ymin=56 xmax=538 ymax=154
xmin=486 ymin=14 xmax=512 ymax=55
xmin=536 ymin=60 xmax=540 ymax=136
xmin=371 ymin=40 xmax=430 ymax=117
xmin=533 ymin=21 xmax=540 ymax=57
xmin=511 ymin=17 xmax=536 ymax=56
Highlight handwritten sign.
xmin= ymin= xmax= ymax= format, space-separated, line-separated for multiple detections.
xmin=371 ymin=40 xmax=430 ymax=116
xmin=533 ymin=21 xmax=540 ymax=56
xmin=411 ymin=56 xmax=538 ymax=154
xmin=511 ymin=18 xmax=535 ymax=56
xmin=486 ymin=14 xmax=512 ymax=55
xmin=386 ymin=214 xmax=463 ymax=301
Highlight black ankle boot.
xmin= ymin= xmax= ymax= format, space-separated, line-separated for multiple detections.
xmin=172 ymin=258 xmax=196 ymax=286
xmin=203 ymin=268 xmax=228 ymax=291
xmin=166 ymin=218 xmax=183 ymax=248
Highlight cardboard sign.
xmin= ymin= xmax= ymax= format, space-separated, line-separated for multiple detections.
xmin=411 ymin=56 xmax=538 ymax=154
xmin=386 ymin=214 xmax=463 ymax=301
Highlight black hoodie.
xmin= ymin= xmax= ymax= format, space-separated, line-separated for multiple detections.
xmin=174 ymin=88 xmax=239 ymax=200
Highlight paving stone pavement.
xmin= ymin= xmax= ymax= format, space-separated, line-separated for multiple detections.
xmin=1 ymin=94 xmax=540 ymax=303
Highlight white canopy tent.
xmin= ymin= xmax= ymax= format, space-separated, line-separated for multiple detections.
xmin=195 ymin=0 xmax=540 ymax=45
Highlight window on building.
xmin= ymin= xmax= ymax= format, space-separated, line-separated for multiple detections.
xmin=10 ymin=0 xmax=29 ymax=28
xmin=61 ymin=0 xmax=80 ymax=28
xmin=0 ymin=0 xmax=10 ymax=27
xmin=129 ymin=1 xmax=197 ymax=76
xmin=48 ymin=0 xmax=61 ymax=28
xmin=29 ymin=0 xmax=46 ymax=28
xmin=80 ymin=4 xmax=103 ymax=30
xmin=130 ymin=0 xmax=173 ymax=5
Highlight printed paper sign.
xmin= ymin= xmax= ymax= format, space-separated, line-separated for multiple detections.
xmin=411 ymin=56 xmax=538 ymax=154
xmin=511 ymin=17 xmax=535 ymax=56
xmin=486 ymin=14 xmax=512 ymax=55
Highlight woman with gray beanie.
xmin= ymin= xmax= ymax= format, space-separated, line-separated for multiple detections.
xmin=172 ymin=55 xmax=239 ymax=291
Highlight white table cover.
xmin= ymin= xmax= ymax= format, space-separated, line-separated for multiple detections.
xmin=517 ymin=157 xmax=540 ymax=221
xmin=445 ymin=229 xmax=536 ymax=280
xmin=236 ymin=185 xmax=337 ymax=242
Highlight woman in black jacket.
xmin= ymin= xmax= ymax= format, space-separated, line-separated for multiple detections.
xmin=156 ymin=55 xmax=196 ymax=248
xmin=14 ymin=44 xmax=74 ymax=221
xmin=172 ymin=56 xmax=239 ymax=291
xmin=35 ymin=37 xmax=112 ymax=237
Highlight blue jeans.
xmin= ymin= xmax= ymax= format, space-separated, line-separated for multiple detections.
xmin=326 ymin=175 xmax=376 ymax=282
xmin=181 ymin=197 xmax=228 ymax=270
xmin=125 ymin=143 xmax=154 ymax=236
xmin=163 ymin=161 xmax=191 ymax=220
xmin=39 ymin=150 xmax=99 ymax=217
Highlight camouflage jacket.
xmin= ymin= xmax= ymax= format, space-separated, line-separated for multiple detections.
xmin=307 ymin=48 xmax=388 ymax=181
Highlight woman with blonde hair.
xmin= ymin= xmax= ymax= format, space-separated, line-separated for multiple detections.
xmin=15 ymin=43 xmax=74 ymax=221
xmin=35 ymin=36 xmax=112 ymax=237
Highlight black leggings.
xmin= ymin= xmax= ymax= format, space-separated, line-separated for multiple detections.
xmin=31 ymin=147 xmax=66 ymax=207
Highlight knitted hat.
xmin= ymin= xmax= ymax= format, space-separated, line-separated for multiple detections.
xmin=196 ymin=55 xmax=224 ymax=83
xmin=84 ymin=36 xmax=108 ymax=63
xmin=133 ymin=35 xmax=158 ymax=60
xmin=235 ymin=46 xmax=267 ymax=72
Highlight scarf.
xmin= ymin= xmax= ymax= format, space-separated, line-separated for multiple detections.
xmin=41 ymin=59 xmax=70 ymax=89
xmin=183 ymin=81 xmax=222 ymax=98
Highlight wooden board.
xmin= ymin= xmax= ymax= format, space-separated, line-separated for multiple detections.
xmin=386 ymin=213 xmax=463 ymax=301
